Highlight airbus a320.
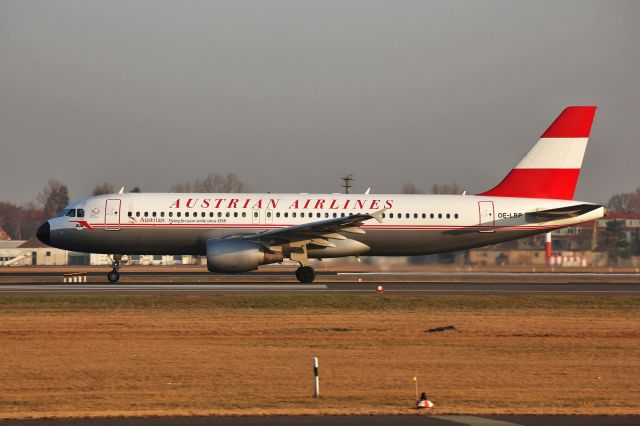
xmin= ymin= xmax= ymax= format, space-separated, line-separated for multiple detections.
xmin=37 ymin=106 xmax=606 ymax=283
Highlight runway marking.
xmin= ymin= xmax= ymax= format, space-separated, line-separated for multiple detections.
xmin=434 ymin=415 xmax=523 ymax=426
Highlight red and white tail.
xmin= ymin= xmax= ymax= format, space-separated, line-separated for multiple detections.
xmin=479 ymin=106 xmax=597 ymax=200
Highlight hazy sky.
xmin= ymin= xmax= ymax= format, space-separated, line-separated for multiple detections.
xmin=1 ymin=0 xmax=639 ymax=205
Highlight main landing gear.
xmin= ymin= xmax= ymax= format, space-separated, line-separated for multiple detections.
xmin=107 ymin=254 xmax=122 ymax=283
xmin=295 ymin=265 xmax=316 ymax=283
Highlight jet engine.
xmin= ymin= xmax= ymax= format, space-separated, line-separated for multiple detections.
xmin=206 ymin=239 xmax=283 ymax=273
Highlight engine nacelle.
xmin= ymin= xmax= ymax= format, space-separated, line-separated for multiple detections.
xmin=206 ymin=239 xmax=283 ymax=273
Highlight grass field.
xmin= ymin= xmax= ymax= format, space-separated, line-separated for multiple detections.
xmin=0 ymin=295 xmax=639 ymax=419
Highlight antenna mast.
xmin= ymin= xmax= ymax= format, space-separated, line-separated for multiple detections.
xmin=341 ymin=174 xmax=354 ymax=194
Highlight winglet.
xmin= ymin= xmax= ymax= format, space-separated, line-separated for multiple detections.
xmin=369 ymin=209 xmax=387 ymax=223
xmin=364 ymin=188 xmax=371 ymax=194
xmin=118 ymin=186 xmax=125 ymax=194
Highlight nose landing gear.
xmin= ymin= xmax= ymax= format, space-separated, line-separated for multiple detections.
xmin=107 ymin=254 xmax=122 ymax=283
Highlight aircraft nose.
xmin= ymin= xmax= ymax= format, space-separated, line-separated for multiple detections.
xmin=36 ymin=221 xmax=50 ymax=245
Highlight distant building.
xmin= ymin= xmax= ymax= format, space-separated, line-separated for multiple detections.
xmin=89 ymin=254 xmax=202 ymax=266
xmin=552 ymin=213 xmax=640 ymax=251
xmin=0 ymin=238 xmax=69 ymax=266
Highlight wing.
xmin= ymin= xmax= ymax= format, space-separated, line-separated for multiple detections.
xmin=229 ymin=209 xmax=386 ymax=247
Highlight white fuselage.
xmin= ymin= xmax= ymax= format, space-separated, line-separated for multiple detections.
xmin=44 ymin=192 xmax=606 ymax=257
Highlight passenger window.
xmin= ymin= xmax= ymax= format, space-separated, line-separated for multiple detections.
xmin=169 ymin=212 xmax=173 ymax=217
xmin=226 ymin=212 xmax=230 ymax=217
xmin=390 ymin=213 xmax=394 ymax=218
xmin=406 ymin=213 xmax=410 ymax=219
xmin=177 ymin=212 xmax=181 ymax=217
xmin=276 ymin=212 xmax=281 ymax=218
xmin=242 ymin=212 xmax=246 ymax=218
xmin=284 ymin=212 xmax=288 ymax=218
xmin=161 ymin=212 xmax=165 ymax=217
xmin=77 ymin=209 xmax=85 ymax=218
xmin=430 ymin=213 xmax=434 ymax=219
xmin=325 ymin=213 xmax=329 ymax=218
xmin=136 ymin=212 xmax=140 ymax=217
xmin=341 ymin=213 xmax=345 ymax=217
xmin=446 ymin=213 xmax=450 ymax=219
xmin=185 ymin=212 xmax=189 ymax=217
xmin=128 ymin=211 xmax=133 ymax=217
xmin=254 ymin=212 xmax=258 ymax=217
xmin=438 ymin=213 xmax=442 ymax=219
xmin=66 ymin=209 xmax=76 ymax=217
xmin=234 ymin=212 xmax=238 ymax=217
xmin=422 ymin=213 xmax=426 ymax=219
xmin=293 ymin=212 xmax=297 ymax=218
xmin=333 ymin=213 xmax=337 ymax=218
xmin=209 ymin=212 xmax=213 ymax=217
xmin=152 ymin=212 xmax=157 ymax=217
xmin=202 ymin=212 xmax=206 ymax=217
xmin=455 ymin=213 xmax=459 ymax=219
xmin=144 ymin=212 xmax=149 ymax=217
xmin=317 ymin=213 xmax=321 ymax=218
xmin=267 ymin=212 xmax=271 ymax=218
xmin=414 ymin=213 xmax=418 ymax=219
xmin=218 ymin=212 xmax=222 ymax=217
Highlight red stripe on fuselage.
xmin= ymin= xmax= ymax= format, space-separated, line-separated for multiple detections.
xmin=69 ymin=220 xmax=94 ymax=230
xmin=83 ymin=223 xmax=559 ymax=231
xmin=479 ymin=168 xmax=581 ymax=200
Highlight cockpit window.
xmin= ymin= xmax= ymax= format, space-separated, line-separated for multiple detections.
xmin=63 ymin=209 xmax=76 ymax=217
xmin=77 ymin=209 xmax=85 ymax=218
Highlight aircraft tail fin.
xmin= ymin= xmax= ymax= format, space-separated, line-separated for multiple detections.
xmin=479 ymin=106 xmax=597 ymax=200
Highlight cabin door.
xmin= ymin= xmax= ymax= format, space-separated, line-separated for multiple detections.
xmin=105 ymin=199 xmax=121 ymax=231
xmin=478 ymin=201 xmax=495 ymax=233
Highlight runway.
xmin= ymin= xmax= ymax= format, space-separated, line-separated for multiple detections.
xmin=1 ymin=415 xmax=638 ymax=426
xmin=1 ymin=281 xmax=640 ymax=295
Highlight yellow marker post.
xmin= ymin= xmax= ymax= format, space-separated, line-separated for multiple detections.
xmin=412 ymin=375 xmax=418 ymax=401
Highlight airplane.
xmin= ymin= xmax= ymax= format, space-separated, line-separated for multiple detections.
xmin=36 ymin=106 xmax=606 ymax=283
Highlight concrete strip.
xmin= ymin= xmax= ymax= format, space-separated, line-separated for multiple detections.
xmin=0 ymin=284 xmax=328 ymax=292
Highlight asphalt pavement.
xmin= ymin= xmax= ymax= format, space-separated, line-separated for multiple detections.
xmin=0 ymin=281 xmax=639 ymax=295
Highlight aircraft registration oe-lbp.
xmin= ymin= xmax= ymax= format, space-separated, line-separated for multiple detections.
xmin=37 ymin=106 xmax=606 ymax=283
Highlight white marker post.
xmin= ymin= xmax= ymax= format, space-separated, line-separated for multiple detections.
xmin=313 ymin=357 xmax=319 ymax=398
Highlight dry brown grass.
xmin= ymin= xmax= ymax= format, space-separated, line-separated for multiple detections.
xmin=0 ymin=295 xmax=639 ymax=419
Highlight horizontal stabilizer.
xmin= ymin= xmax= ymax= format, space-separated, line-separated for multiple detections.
xmin=526 ymin=204 xmax=602 ymax=221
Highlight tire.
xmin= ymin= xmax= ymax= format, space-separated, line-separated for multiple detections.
xmin=296 ymin=266 xmax=315 ymax=284
xmin=107 ymin=270 xmax=120 ymax=283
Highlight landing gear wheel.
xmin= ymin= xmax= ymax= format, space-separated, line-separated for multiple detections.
xmin=296 ymin=266 xmax=316 ymax=283
xmin=107 ymin=270 xmax=120 ymax=283
xmin=107 ymin=254 xmax=122 ymax=283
